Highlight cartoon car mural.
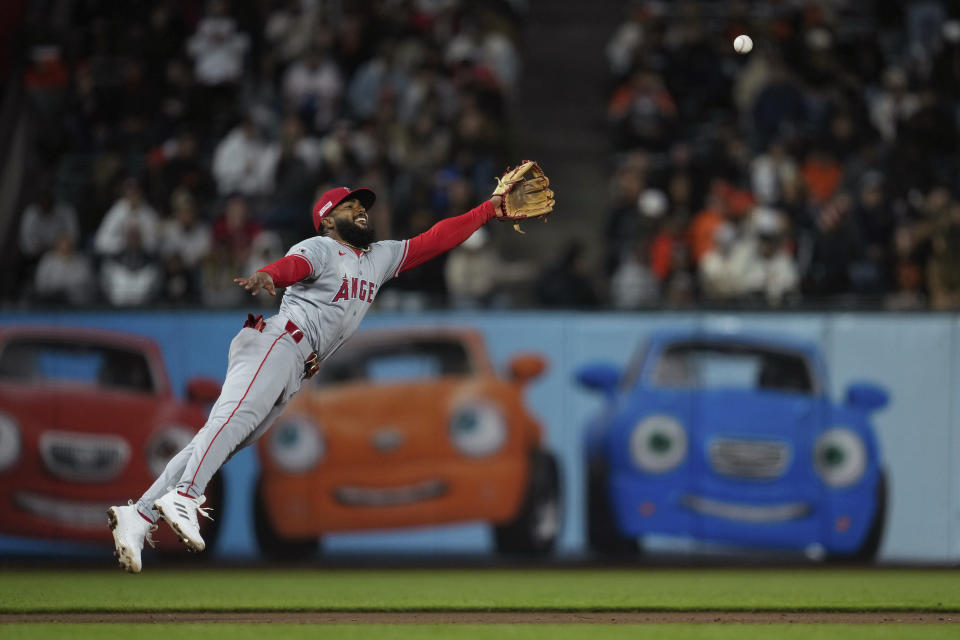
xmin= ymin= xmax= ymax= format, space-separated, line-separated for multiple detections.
xmin=0 ymin=327 xmax=223 ymax=552
xmin=255 ymin=328 xmax=560 ymax=558
xmin=577 ymin=330 xmax=889 ymax=560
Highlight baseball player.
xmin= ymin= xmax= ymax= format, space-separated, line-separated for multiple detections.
xmin=107 ymin=165 xmax=553 ymax=573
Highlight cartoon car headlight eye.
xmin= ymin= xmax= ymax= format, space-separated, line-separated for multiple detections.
xmin=146 ymin=426 xmax=193 ymax=478
xmin=814 ymin=428 xmax=867 ymax=488
xmin=630 ymin=415 xmax=687 ymax=473
xmin=0 ymin=412 xmax=21 ymax=472
xmin=449 ymin=402 xmax=507 ymax=457
xmin=268 ymin=416 xmax=324 ymax=472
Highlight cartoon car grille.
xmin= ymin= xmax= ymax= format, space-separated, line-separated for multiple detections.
xmin=39 ymin=431 xmax=130 ymax=482
xmin=708 ymin=438 xmax=790 ymax=479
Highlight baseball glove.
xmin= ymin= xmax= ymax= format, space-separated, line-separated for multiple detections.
xmin=491 ymin=160 xmax=555 ymax=233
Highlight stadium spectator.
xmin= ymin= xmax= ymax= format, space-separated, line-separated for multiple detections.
xmin=610 ymin=240 xmax=659 ymax=309
xmin=211 ymin=195 xmax=262 ymax=268
xmin=18 ymin=187 xmax=79 ymax=261
xmin=750 ymin=140 xmax=799 ymax=207
xmin=160 ymin=190 xmax=211 ymax=269
xmin=535 ymin=242 xmax=600 ymax=309
xmin=159 ymin=190 xmax=211 ymax=304
xmin=186 ymin=1 xmax=249 ymax=87
xmin=727 ymin=207 xmax=799 ymax=306
xmin=608 ymin=68 xmax=678 ymax=153
xmin=926 ymin=196 xmax=960 ymax=310
xmin=689 ymin=183 xmax=732 ymax=265
xmin=643 ymin=190 xmax=683 ymax=282
xmin=99 ymin=226 xmax=162 ymax=307
xmin=444 ymin=227 xmax=500 ymax=309
xmin=264 ymin=0 xmax=319 ymax=65
xmin=211 ymin=117 xmax=278 ymax=197
xmin=445 ymin=227 xmax=536 ymax=309
xmin=282 ymin=47 xmax=344 ymax=133
xmin=201 ymin=194 xmax=264 ymax=308
xmin=397 ymin=60 xmax=458 ymax=126
xmin=851 ymin=172 xmax=896 ymax=293
xmin=33 ymin=233 xmax=95 ymax=306
xmin=886 ymin=258 xmax=927 ymax=310
xmin=347 ymin=44 xmax=404 ymax=122
xmin=868 ymin=67 xmax=920 ymax=144
xmin=801 ymin=148 xmax=844 ymax=206
xmin=661 ymin=242 xmax=697 ymax=308
xmin=157 ymin=59 xmax=202 ymax=138
xmin=264 ymin=115 xmax=323 ymax=231
xmin=699 ymin=222 xmax=740 ymax=302
xmin=750 ymin=57 xmax=807 ymax=151
xmin=93 ymin=179 xmax=160 ymax=257
xmin=603 ymin=156 xmax=649 ymax=276
xmin=804 ymin=193 xmax=866 ymax=298
xmin=150 ymin=130 xmax=215 ymax=205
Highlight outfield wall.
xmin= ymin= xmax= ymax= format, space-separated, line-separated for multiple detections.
xmin=0 ymin=310 xmax=957 ymax=563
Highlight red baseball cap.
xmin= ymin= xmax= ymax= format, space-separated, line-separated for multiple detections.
xmin=312 ymin=186 xmax=376 ymax=232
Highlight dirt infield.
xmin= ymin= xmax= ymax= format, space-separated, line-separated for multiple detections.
xmin=3 ymin=611 xmax=958 ymax=624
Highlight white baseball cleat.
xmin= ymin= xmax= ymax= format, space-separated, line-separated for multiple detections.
xmin=154 ymin=490 xmax=213 ymax=552
xmin=107 ymin=503 xmax=157 ymax=574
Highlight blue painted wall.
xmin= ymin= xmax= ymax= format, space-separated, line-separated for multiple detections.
xmin=1 ymin=310 xmax=956 ymax=562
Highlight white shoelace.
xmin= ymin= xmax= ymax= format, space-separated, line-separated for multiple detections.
xmin=192 ymin=495 xmax=214 ymax=522
xmin=144 ymin=524 xmax=159 ymax=549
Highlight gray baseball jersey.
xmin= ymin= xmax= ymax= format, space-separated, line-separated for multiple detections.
xmin=280 ymin=236 xmax=408 ymax=357
xmin=134 ymin=236 xmax=409 ymax=516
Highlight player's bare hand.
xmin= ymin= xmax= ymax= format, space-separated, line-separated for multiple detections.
xmin=234 ymin=271 xmax=276 ymax=296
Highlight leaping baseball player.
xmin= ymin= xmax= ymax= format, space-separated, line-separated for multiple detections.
xmin=107 ymin=162 xmax=553 ymax=572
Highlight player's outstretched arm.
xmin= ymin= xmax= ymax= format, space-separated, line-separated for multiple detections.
xmin=235 ymin=253 xmax=313 ymax=295
xmin=396 ymin=196 xmax=501 ymax=275
xmin=234 ymin=271 xmax=276 ymax=296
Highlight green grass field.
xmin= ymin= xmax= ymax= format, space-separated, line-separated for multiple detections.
xmin=2 ymin=625 xmax=960 ymax=640
xmin=2 ymin=568 xmax=959 ymax=612
xmin=3 ymin=568 xmax=959 ymax=639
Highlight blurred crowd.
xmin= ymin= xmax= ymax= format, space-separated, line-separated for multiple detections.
xmin=12 ymin=0 xmax=522 ymax=308
xmin=602 ymin=0 xmax=960 ymax=310
xmin=11 ymin=0 xmax=960 ymax=312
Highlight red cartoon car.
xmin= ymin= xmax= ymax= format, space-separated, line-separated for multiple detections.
xmin=0 ymin=326 xmax=222 ymax=552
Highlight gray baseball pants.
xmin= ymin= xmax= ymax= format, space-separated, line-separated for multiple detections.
xmin=136 ymin=315 xmax=312 ymax=521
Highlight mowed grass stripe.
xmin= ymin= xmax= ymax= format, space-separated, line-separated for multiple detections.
xmin=1 ymin=569 xmax=959 ymax=613
xmin=1 ymin=625 xmax=960 ymax=640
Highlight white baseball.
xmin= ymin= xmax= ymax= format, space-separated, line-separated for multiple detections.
xmin=734 ymin=34 xmax=753 ymax=54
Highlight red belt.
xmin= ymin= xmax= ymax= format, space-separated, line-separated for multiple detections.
xmin=284 ymin=320 xmax=304 ymax=344
xmin=244 ymin=314 xmax=317 ymax=376
xmin=244 ymin=314 xmax=304 ymax=342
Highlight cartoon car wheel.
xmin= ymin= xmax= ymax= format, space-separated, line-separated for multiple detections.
xmin=493 ymin=450 xmax=561 ymax=554
xmin=829 ymin=470 xmax=887 ymax=562
xmin=253 ymin=475 xmax=320 ymax=560
xmin=586 ymin=458 xmax=639 ymax=555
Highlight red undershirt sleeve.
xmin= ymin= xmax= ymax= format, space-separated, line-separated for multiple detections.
xmin=257 ymin=254 xmax=312 ymax=287
xmin=398 ymin=200 xmax=496 ymax=274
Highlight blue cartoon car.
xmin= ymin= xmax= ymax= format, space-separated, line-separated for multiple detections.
xmin=576 ymin=330 xmax=889 ymax=560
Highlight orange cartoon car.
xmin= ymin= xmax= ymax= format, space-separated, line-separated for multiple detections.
xmin=254 ymin=328 xmax=561 ymax=558
xmin=0 ymin=326 xmax=222 ymax=552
